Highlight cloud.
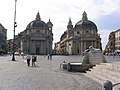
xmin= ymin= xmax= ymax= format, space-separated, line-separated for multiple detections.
xmin=96 ymin=11 xmax=120 ymax=30
xmin=1 ymin=0 xmax=120 ymax=50
xmin=98 ymin=29 xmax=112 ymax=50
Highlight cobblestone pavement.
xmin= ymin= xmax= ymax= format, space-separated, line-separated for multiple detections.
xmin=104 ymin=55 xmax=120 ymax=63
xmin=1 ymin=55 xmax=117 ymax=90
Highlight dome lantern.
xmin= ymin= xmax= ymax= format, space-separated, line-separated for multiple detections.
xmin=82 ymin=11 xmax=88 ymax=21
xmin=36 ymin=12 xmax=41 ymax=20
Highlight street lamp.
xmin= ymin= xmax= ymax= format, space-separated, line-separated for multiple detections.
xmin=12 ymin=0 xmax=17 ymax=61
xmin=49 ymin=40 xmax=50 ymax=55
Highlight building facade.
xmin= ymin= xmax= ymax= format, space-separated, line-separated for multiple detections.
xmin=15 ymin=12 xmax=53 ymax=55
xmin=54 ymin=11 xmax=102 ymax=55
xmin=115 ymin=29 xmax=120 ymax=50
xmin=0 ymin=23 xmax=7 ymax=54
xmin=105 ymin=29 xmax=120 ymax=54
xmin=6 ymin=39 xmax=13 ymax=54
xmin=54 ymin=41 xmax=61 ymax=55
xmin=104 ymin=32 xmax=115 ymax=53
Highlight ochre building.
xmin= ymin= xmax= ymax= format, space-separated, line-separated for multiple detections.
xmin=105 ymin=32 xmax=115 ymax=53
xmin=105 ymin=29 xmax=120 ymax=54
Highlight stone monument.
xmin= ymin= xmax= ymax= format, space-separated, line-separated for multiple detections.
xmin=82 ymin=46 xmax=107 ymax=65
xmin=61 ymin=46 xmax=107 ymax=72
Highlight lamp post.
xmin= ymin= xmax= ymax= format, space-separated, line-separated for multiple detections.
xmin=49 ymin=40 xmax=50 ymax=55
xmin=12 ymin=0 xmax=17 ymax=61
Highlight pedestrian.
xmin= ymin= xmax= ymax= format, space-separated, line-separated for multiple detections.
xmin=50 ymin=54 xmax=52 ymax=60
xmin=34 ymin=54 xmax=37 ymax=65
xmin=32 ymin=54 xmax=37 ymax=66
xmin=48 ymin=54 xmax=50 ymax=60
xmin=26 ymin=54 xmax=31 ymax=66
xmin=21 ymin=52 xmax=24 ymax=59
xmin=113 ymin=52 xmax=115 ymax=58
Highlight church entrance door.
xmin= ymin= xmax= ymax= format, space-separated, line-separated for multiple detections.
xmin=36 ymin=47 xmax=40 ymax=55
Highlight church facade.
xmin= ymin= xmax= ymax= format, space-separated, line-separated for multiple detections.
xmin=16 ymin=12 xmax=53 ymax=55
xmin=54 ymin=11 xmax=102 ymax=55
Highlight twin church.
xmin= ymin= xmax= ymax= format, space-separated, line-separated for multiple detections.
xmin=14 ymin=11 xmax=102 ymax=55
xmin=15 ymin=12 xmax=53 ymax=55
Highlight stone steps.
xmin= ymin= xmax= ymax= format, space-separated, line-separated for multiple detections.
xmin=87 ymin=62 xmax=120 ymax=84
xmin=88 ymin=53 xmax=106 ymax=65
xmin=101 ymin=63 xmax=120 ymax=72
xmin=89 ymin=68 xmax=120 ymax=84
xmin=92 ymin=67 xmax=120 ymax=79
xmin=95 ymin=63 xmax=120 ymax=72
xmin=87 ymin=70 xmax=110 ymax=84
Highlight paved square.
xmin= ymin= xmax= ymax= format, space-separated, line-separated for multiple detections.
xmin=0 ymin=55 xmax=112 ymax=90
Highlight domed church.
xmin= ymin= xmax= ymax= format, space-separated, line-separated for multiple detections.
xmin=54 ymin=11 xmax=102 ymax=55
xmin=19 ymin=12 xmax=53 ymax=55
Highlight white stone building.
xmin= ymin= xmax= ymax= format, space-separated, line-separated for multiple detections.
xmin=19 ymin=12 xmax=53 ymax=55
xmin=54 ymin=11 xmax=102 ymax=55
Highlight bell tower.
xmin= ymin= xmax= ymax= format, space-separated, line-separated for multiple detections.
xmin=67 ymin=17 xmax=73 ymax=37
xmin=47 ymin=18 xmax=53 ymax=31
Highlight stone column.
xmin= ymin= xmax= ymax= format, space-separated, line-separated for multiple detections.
xmin=79 ymin=41 xmax=81 ymax=54
xmin=93 ymin=40 xmax=94 ymax=47
xmin=43 ymin=40 xmax=45 ymax=54
xmin=91 ymin=40 xmax=93 ymax=47
xmin=95 ymin=41 xmax=97 ymax=48
xmin=82 ymin=41 xmax=84 ymax=51
xmin=83 ymin=41 xmax=85 ymax=52
xmin=81 ymin=41 xmax=83 ymax=54
xmin=84 ymin=41 xmax=86 ymax=50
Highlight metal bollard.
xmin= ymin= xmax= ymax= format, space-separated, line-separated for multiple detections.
xmin=60 ymin=63 xmax=62 ymax=69
xmin=67 ymin=63 xmax=71 ymax=71
xmin=103 ymin=80 xmax=113 ymax=90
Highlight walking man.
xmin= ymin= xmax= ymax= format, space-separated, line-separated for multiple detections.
xmin=50 ymin=54 xmax=52 ymax=60
xmin=48 ymin=54 xmax=50 ymax=60
xmin=26 ymin=54 xmax=31 ymax=66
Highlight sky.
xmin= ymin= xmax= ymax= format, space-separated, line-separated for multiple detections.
xmin=0 ymin=0 xmax=120 ymax=50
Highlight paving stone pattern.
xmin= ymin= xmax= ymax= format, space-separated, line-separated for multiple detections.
xmin=0 ymin=55 xmax=103 ymax=90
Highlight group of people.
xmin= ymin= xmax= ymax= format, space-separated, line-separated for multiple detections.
xmin=47 ymin=54 xmax=52 ymax=60
xmin=26 ymin=54 xmax=37 ymax=66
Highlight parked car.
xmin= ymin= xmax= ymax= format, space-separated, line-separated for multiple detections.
xmin=14 ymin=52 xmax=20 ymax=55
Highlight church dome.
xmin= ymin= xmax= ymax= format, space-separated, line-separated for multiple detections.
xmin=75 ymin=20 xmax=97 ymax=29
xmin=26 ymin=12 xmax=48 ymax=29
xmin=75 ymin=11 xmax=97 ymax=29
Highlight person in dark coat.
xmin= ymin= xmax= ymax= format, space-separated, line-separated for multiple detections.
xmin=50 ymin=54 xmax=52 ymax=60
xmin=26 ymin=54 xmax=31 ymax=66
